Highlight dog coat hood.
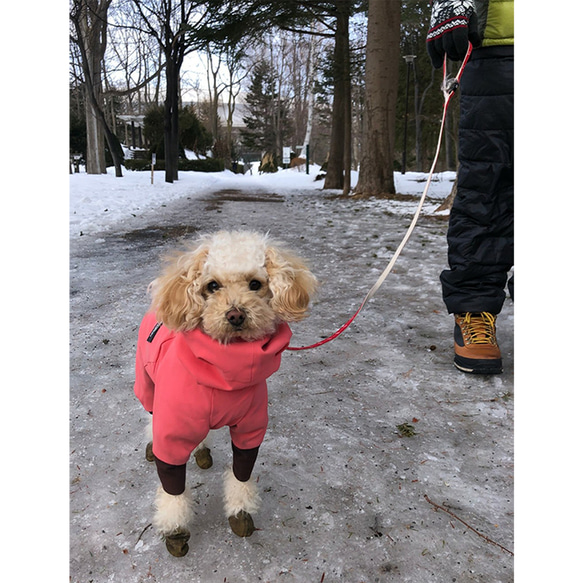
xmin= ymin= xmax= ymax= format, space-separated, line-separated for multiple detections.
xmin=134 ymin=312 xmax=292 ymax=465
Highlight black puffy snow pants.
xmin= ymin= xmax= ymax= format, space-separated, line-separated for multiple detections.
xmin=440 ymin=46 xmax=514 ymax=315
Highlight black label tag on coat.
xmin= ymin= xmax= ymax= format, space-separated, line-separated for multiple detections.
xmin=147 ymin=322 xmax=163 ymax=343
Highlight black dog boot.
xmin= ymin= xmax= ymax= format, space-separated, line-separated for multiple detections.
xmin=164 ymin=529 xmax=190 ymax=557
xmin=194 ymin=446 xmax=213 ymax=469
xmin=145 ymin=441 xmax=155 ymax=462
xmin=228 ymin=511 xmax=256 ymax=537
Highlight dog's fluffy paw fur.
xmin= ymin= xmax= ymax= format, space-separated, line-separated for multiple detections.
xmin=223 ymin=468 xmax=260 ymax=517
xmin=153 ymin=486 xmax=194 ymax=536
xmin=223 ymin=468 xmax=260 ymax=537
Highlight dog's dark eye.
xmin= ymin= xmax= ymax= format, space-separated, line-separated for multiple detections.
xmin=249 ymin=280 xmax=262 ymax=291
xmin=207 ymin=281 xmax=220 ymax=294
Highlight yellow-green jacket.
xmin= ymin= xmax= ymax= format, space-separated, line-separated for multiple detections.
xmin=476 ymin=0 xmax=514 ymax=46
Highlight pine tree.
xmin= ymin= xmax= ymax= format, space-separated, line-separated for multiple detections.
xmin=241 ymin=60 xmax=290 ymax=166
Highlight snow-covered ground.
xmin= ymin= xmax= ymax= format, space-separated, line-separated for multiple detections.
xmin=69 ymin=163 xmax=456 ymax=237
xmin=61 ymin=159 xmax=580 ymax=583
xmin=61 ymin=158 xmax=581 ymax=582
xmin=67 ymin=163 xmax=518 ymax=583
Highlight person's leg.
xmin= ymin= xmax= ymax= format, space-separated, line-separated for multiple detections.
xmin=440 ymin=46 xmax=514 ymax=373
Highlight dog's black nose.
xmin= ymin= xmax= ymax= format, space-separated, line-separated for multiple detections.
xmin=226 ymin=309 xmax=246 ymax=327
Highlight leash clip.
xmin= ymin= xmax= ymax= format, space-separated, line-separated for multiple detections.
xmin=443 ymin=78 xmax=459 ymax=95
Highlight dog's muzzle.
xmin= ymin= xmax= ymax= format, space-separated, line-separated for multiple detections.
xmin=226 ymin=308 xmax=246 ymax=328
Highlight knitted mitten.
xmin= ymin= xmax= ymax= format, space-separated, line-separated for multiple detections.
xmin=426 ymin=0 xmax=481 ymax=68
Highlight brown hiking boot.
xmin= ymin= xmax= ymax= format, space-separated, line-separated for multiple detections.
xmin=453 ymin=312 xmax=502 ymax=374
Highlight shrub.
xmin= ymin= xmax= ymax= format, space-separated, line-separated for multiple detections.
xmin=124 ymin=159 xmax=152 ymax=171
xmin=178 ymin=158 xmax=224 ymax=172
xmin=143 ymin=105 xmax=212 ymax=158
xmin=124 ymin=157 xmax=224 ymax=173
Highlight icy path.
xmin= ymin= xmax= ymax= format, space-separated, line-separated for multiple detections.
xmin=70 ymin=182 xmax=513 ymax=582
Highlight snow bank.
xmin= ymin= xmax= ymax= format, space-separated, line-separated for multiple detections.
xmin=69 ymin=165 xmax=455 ymax=237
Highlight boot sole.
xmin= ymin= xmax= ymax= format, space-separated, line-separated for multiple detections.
xmin=454 ymin=354 xmax=503 ymax=375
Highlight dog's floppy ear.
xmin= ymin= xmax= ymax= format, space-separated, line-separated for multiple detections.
xmin=149 ymin=243 xmax=209 ymax=331
xmin=265 ymin=245 xmax=317 ymax=322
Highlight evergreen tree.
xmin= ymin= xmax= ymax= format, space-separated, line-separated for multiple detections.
xmin=180 ymin=106 xmax=213 ymax=155
xmin=144 ymin=105 xmax=212 ymax=158
xmin=240 ymin=60 xmax=290 ymax=166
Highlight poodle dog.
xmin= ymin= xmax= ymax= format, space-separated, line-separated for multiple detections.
xmin=134 ymin=231 xmax=317 ymax=556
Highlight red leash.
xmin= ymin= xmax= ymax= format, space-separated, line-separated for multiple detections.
xmin=286 ymin=300 xmax=364 ymax=351
xmin=288 ymin=44 xmax=473 ymax=352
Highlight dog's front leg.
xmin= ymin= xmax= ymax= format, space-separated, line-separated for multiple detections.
xmin=224 ymin=442 xmax=260 ymax=537
xmin=154 ymin=458 xmax=193 ymax=557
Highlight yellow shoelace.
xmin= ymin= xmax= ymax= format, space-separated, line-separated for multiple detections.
xmin=460 ymin=312 xmax=497 ymax=345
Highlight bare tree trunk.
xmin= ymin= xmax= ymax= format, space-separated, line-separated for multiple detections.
xmin=353 ymin=0 xmax=400 ymax=196
xmin=131 ymin=0 xmax=192 ymax=183
xmin=153 ymin=46 xmax=163 ymax=105
xmin=206 ymin=47 xmax=221 ymax=141
xmin=412 ymin=68 xmax=436 ymax=172
xmin=434 ymin=174 xmax=457 ymax=212
xmin=268 ymin=37 xmax=287 ymax=166
xmin=72 ymin=0 xmax=124 ymax=177
xmin=324 ymin=0 xmax=350 ymax=190
xmin=342 ymin=62 xmax=351 ymax=195
xmin=299 ymin=30 xmax=317 ymax=160
xmin=85 ymin=100 xmax=106 ymax=174
xmin=74 ymin=0 xmax=110 ymax=174
xmin=225 ymin=62 xmax=243 ymax=162
xmin=164 ymin=56 xmax=180 ymax=183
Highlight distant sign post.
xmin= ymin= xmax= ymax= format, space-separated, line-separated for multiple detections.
xmin=282 ymin=146 xmax=291 ymax=166
xmin=72 ymin=153 xmax=82 ymax=173
xmin=151 ymin=153 xmax=156 ymax=185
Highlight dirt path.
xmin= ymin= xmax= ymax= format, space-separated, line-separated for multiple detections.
xmin=70 ymin=185 xmax=513 ymax=582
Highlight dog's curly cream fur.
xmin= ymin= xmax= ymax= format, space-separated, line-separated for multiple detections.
xmin=149 ymin=231 xmax=317 ymax=342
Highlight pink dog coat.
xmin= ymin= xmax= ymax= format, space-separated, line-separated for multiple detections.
xmin=134 ymin=311 xmax=292 ymax=466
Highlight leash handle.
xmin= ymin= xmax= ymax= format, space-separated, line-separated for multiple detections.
xmin=287 ymin=43 xmax=473 ymax=352
xmin=442 ymin=41 xmax=473 ymax=104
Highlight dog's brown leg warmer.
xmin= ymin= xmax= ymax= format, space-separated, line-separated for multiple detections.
xmin=154 ymin=456 xmax=187 ymax=495
xmin=232 ymin=442 xmax=259 ymax=482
